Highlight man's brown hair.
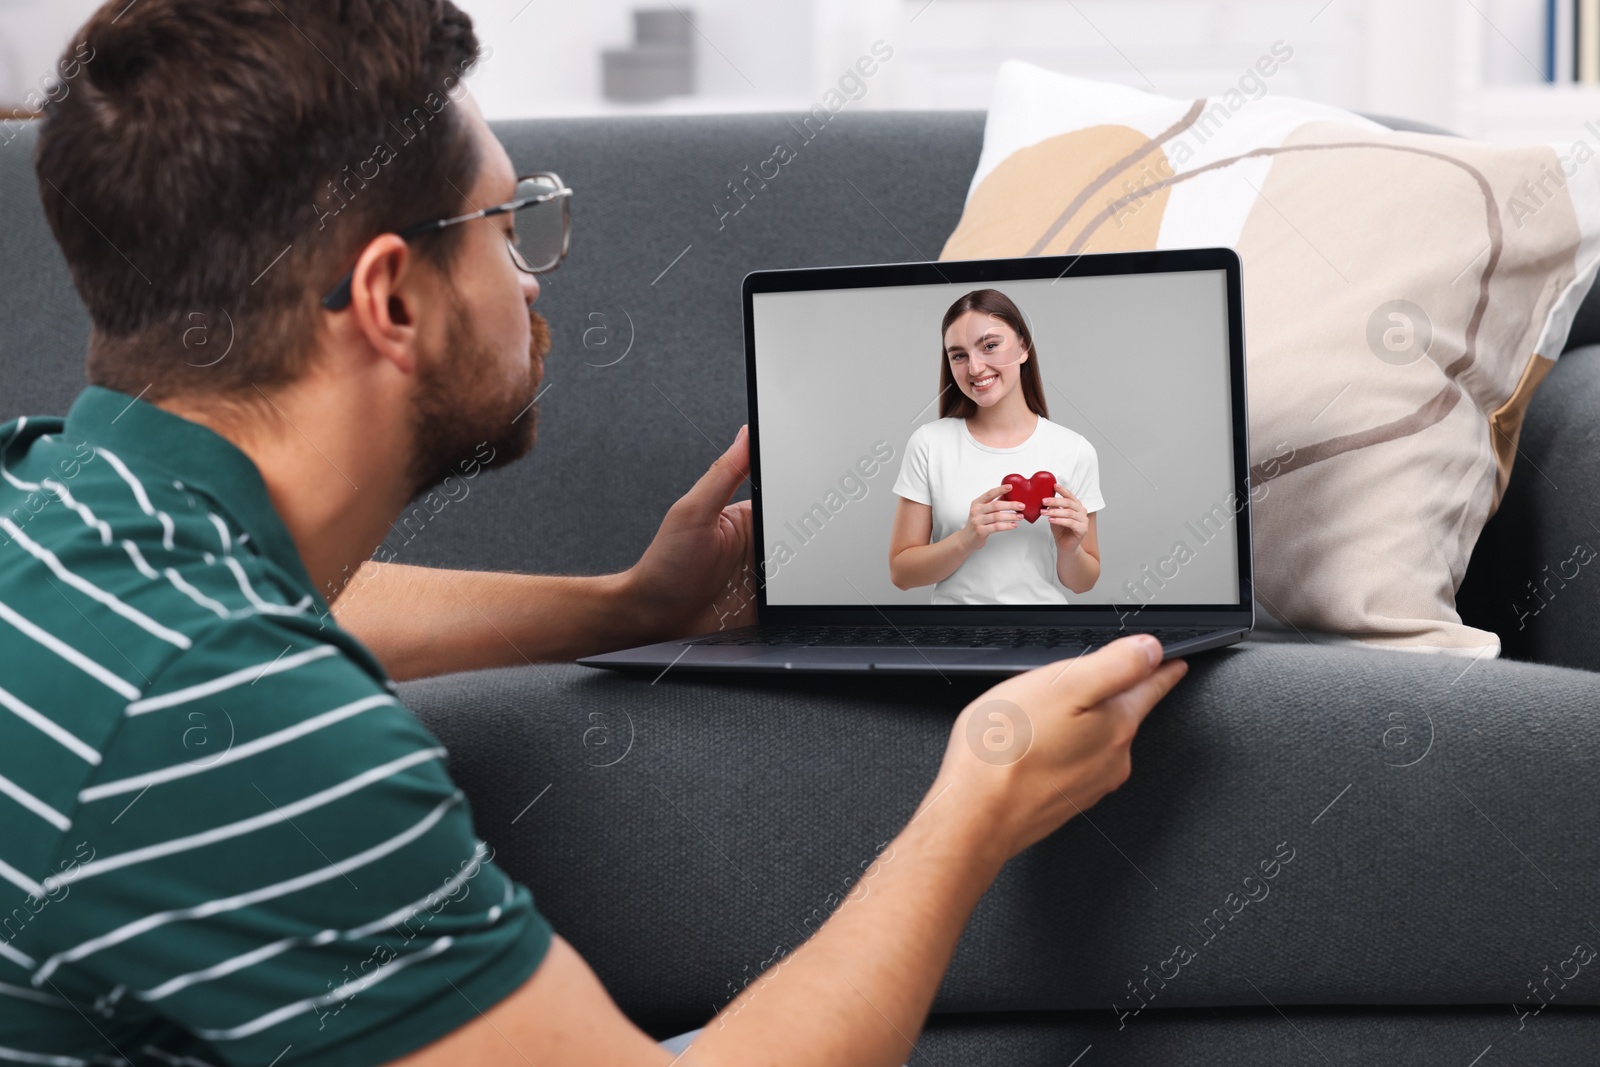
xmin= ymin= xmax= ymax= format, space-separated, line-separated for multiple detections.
xmin=938 ymin=288 xmax=1049 ymax=420
xmin=34 ymin=0 xmax=486 ymax=400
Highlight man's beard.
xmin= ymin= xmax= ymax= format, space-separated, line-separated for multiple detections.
xmin=406 ymin=294 xmax=552 ymax=500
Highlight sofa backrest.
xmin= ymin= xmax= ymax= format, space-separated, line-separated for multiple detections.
xmin=0 ymin=112 xmax=985 ymax=581
xmin=1 ymin=110 xmax=1591 ymax=663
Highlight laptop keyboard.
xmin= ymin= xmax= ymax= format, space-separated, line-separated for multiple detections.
xmin=691 ymin=625 xmax=1216 ymax=650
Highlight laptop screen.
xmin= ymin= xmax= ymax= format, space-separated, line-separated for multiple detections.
xmin=746 ymin=253 xmax=1253 ymax=616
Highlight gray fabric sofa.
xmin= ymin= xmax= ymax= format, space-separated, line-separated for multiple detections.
xmin=4 ymin=110 xmax=1599 ymax=1063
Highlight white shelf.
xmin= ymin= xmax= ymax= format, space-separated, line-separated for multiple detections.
xmin=1468 ymin=83 xmax=1600 ymax=144
xmin=1455 ymin=0 xmax=1600 ymax=144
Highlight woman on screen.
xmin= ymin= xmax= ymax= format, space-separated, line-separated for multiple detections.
xmin=888 ymin=288 xmax=1104 ymax=605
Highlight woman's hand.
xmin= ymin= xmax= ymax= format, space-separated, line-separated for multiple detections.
xmin=1044 ymin=482 xmax=1089 ymax=554
xmin=961 ymin=486 xmax=1022 ymax=552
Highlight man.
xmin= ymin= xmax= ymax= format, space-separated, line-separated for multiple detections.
xmin=0 ymin=1 xmax=1188 ymax=1064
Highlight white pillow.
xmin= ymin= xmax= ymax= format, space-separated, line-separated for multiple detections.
xmin=941 ymin=60 xmax=1600 ymax=655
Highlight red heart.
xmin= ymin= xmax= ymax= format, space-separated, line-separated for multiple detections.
xmin=1001 ymin=471 xmax=1056 ymax=524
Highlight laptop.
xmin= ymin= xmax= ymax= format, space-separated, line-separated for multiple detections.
xmin=579 ymin=247 xmax=1254 ymax=676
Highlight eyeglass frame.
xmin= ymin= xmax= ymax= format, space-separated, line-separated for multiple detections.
xmin=320 ymin=170 xmax=572 ymax=311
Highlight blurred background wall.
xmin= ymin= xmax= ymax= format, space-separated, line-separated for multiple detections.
xmin=0 ymin=0 xmax=1582 ymax=144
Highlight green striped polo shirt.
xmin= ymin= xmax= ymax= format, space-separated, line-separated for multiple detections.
xmin=0 ymin=386 xmax=551 ymax=1066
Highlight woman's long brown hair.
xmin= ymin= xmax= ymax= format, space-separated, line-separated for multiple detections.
xmin=937 ymin=289 xmax=1048 ymax=420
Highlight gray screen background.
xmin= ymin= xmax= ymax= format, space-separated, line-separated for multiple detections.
xmin=751 ymin=270 xmax=1240 ymax=606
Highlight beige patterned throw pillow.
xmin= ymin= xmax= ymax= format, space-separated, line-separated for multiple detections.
xmin=942 ymin=61 xmax=1600 ymax=655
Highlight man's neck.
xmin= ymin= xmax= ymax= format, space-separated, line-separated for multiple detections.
xmin=156 ymin=375 xmax=413 ymax=605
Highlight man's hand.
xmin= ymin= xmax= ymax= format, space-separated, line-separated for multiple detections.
xmin=935 ymin=633 xmax=1186 ymax=859
xmin=330 ymin=427 xmax=756 ymax=678
xmin=623 ymin=425 xmax=757 ymax=640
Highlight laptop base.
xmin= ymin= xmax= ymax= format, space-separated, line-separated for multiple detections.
xmin=577 ymin=626 xmax=1248 ymax=677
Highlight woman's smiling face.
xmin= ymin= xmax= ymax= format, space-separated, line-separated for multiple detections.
xmin=945 ymin=310 xmax=1028 ymax=408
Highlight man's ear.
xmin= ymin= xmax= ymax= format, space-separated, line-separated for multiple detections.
xmin=342 ymin=234 xmax=420 ymax=375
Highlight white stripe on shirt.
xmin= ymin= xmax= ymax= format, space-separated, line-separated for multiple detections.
xmin=129 ymin=545 xmax=238 ymax=627
xmin=0 ymin=683 xmax=100 ymax=765
xmin=0 ymin=930 xmax=37 ymax=969
xmin=94 ymin=447 xmax=177 ymax=552
xmin=81 ymin=694 xmax=394 ymax=801
xmin=160 ymin=568 xmax=230 ymax=619
xmin=0 ymin=981 xmax=67 ymax=1009
xmin=36 ymin=464 xmax=304 ymax=625
xmin=0 ymin=518 xmax=190 ymax=649
xmin=222 ymin=557 xmax=311 ymax=616
xmin=0 ymin=1044 xmax=85 ymax=1066
xmin=92 ymin=448 xmax=156 ymax=514
xmin=343 ymin=840 xmax=491 ymax=939
xmin=0 ymin=772 xmax=70 ymax=832
xmin=136 ymin=929 xmax=339 ymax=1004
xmin=0 ymin=598 xmax=140 ymax=701
xmin=206 ymin=513 xmax=231 ymax=555
xmin=195 ymin=937 xmax=453 ymax=1041
xmin=0 ymin=467 xmax=38 ymax=492
xmin=0 ymin=419 xmax=41 ymax=493
xmin=39 ymin=480 xmax=111 ymax=546
xmin=487 ymin=875 xmax=514 ymax=923
xmin=139 ymin=1046 xmax=221 ymax=1067
xmin=125 ymin=645 xmax=336 ymax=716
xmin=49 ymin=748 xmax=445 ymax=889
xmin=32 ymin=790 xmax=463 ymax=985
xmin=138 ymin=841 xmax=490 ymax=1003
xmin=121 ymin=540 xmax=159 ymax=580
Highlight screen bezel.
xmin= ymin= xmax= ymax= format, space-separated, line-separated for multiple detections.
xmin=742 ymin=248 xmax=1254 ymax=629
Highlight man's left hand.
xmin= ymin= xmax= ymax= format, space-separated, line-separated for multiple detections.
xmin=624 ymin=424 xmax=757 ymax=640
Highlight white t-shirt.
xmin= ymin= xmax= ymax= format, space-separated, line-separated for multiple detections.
xmin=892 ymin=416 xmax=1106 ymax=605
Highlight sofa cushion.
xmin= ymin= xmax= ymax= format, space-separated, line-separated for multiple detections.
xmin=937 ymin=61 xmax=1600 ymax=656
xmin=662 ymin=1004 xmax=1600 ymax=1062
xmin=402 ymin=643 xmax=1600 ymax=1023
xmin=910 ymin=1006 xmax=1600 ymax=1065
xmin=1564 ymin=274 xmax=1600 ymax=351
xmin=0 ymin=112 xmax=984 ymax=581
xmin=0 ymin=124 xmax=92 ymax=422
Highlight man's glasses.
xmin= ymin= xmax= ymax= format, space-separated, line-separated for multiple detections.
xmin=320 ymin=171 xmax=573 ymax=311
